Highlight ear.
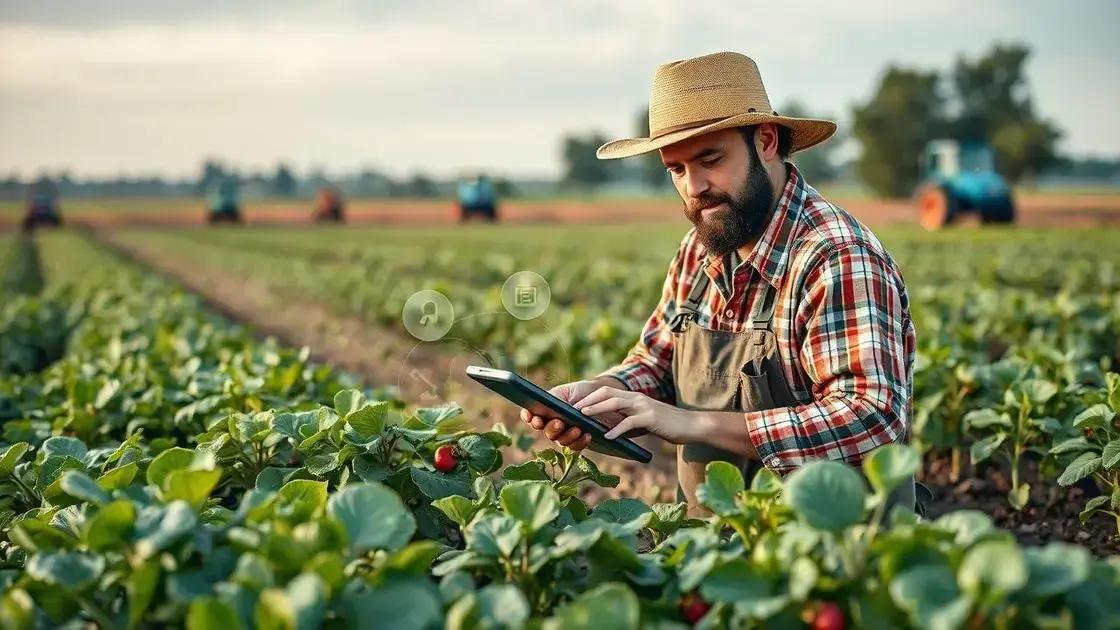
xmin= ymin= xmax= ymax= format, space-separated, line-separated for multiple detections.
xmin=755 ymin=123 xmax=781 ymax=161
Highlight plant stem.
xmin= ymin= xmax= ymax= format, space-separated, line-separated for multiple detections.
xmin=554 ymin=454 xmax=579 ymax=488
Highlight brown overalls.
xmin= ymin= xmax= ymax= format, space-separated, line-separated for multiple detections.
xmin=669 ymin=257 xmax=916 ymax=517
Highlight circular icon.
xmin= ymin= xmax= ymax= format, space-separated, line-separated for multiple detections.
xmin=402 ymin=290 xmax=454 ymax=341
xmin=501 ymin=271 xmax=551 ymax=320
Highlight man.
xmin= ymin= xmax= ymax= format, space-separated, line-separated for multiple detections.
xmin=520 ymin=51 xmax=916 ymax=514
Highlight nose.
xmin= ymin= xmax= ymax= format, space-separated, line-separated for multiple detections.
xmin=685 ymin=167 xmax=710 ymax=199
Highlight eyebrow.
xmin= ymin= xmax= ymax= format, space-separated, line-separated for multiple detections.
xmin=663 ymin=147 xmax=723 ymax=168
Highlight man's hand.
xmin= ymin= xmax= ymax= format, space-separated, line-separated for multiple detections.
xmin=574 ymin=386 xmax=699 ymax=444
xmin=519 ymin=377 xmax=626 ymax=451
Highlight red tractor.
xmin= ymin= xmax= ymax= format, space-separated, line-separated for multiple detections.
xmin=312 ymin=186 xmax=345 ymax=223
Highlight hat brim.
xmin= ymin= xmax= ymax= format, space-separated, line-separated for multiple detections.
xmin=596 ymin=113 xmax=837 ymax=160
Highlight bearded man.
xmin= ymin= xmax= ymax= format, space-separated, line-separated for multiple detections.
xmin=520 ymin=51 xmax=918 ymax=515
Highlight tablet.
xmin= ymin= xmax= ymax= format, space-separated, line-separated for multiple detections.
xmin=465 ymin=365 xmax=652 ymax=463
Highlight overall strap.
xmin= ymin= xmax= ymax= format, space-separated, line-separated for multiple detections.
xmin=747 ymin=281 xmax=779 ymax=330
xmin=669 ymin=259 xmax=712 ymax=333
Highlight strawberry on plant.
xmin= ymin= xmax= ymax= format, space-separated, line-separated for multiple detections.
xmin=803 ymin=601 xmax=845 ymax=630
xmin=679 ymin=591 xmax=710 ymax=624
xmin=434 ymin=444 xmax=458 ymax=472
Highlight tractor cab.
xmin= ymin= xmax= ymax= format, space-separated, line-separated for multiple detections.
xmin=206 ymin=178 xmax=242 ymax=224
xmin=916 ymin=139 xmax=1014 ymax=230
xmin=312 ymin=185 xmax=345 ymax=223
xmin=22 ymin=177 xmax=63 ymax=231
xmin=457 ymin=175 xmax=498 ymax=223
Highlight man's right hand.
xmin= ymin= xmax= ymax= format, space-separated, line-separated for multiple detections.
xmin=519 ymin=377 xmax=627 ymax=451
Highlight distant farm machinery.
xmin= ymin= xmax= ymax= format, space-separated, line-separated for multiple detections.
xmin=915 ymin=140 xmax=1015 ymax=230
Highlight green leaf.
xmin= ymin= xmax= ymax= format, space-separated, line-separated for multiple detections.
xmin=500 ymin=481 xmax=560 ymax=532
xmin=446 ymin=584 xmax=530 ymax=630
xmin=273 ymin=411 xmax=318 ymax=440
xmin=957 ymin=539 xmax=1027 ymax=604
xmin=1049 ymin=437 xmax=1093 ymax=456
xmin=146 ymin=447 xmax=195 ymax=487
xmin=749 ymin=468 xmax=782 ymax=496
xmin=346 ymin=401 xmax=389 ymax=438
xmin=26 ymin=551 xmax=104 ymax=592
xmin=1008 ymin=483 xmax=1031 ymax=510
xmin=85 ymin=499 xmax=136 ymax=551
xmin=127 ymin=559 xmax=160 ymax=628
xmin=465 ymin=513 xmax=522 ymax=558
xmin=327 ymin=482 xmax=416 ymax=554
xmin=543 ymin=582 xmax=638 ymax=630
xmin=1018 ymin=379 xmax=1058 ymax=406
xmin=864 ymin=443 xmax=919 ymax=495
xmin=39 ymin=436 xmax=87 ymax=463
xmin=1079 ymin=495 xmax=1109 ymax=524
xmin=415 ymin=404 xmax=463 ymax=427
xmin=333 ymin=389 xmax=365 ymax=417
xmin=1022 ymin=543 xmax=1091 ymax=597
xmin=1102 ymin=439 xmax=1120 ymax=469
xmin=784 ymin=460 xmax=867 ymax=532
xmin=1057 ymin=452 xmax=1102 ymax=487
xmin=134 ymin=501 xmax=198 ymax=560
xmin=699 ymin=559 xmax=772 ymax=603
xmin=60 ymin=470 xmax=111 ymax=506
xmin=97 ymin=463 xmax=139 ymax=491
xmin=188 ymin=596 xmax=245 ymax=630
xmin=1072 ymin=403 xmax=1115 ymax=430
xmin=575 ymin=456 xmax=619 ymax=488
xmin=338 ymin=575 xmax=442 ymax=630
xmin=163 ymin=468 xmax=222 ymax=508
xmin=0 ymin=442 xmax=30 ymax=476
xmin=970 ymin=434 xmax=1006 ymax=464
xmin=431 ymin=495 xmax=479 ymax=527
xmin=457 ymin=435 xmax=501 ymax=474
xmin=410 ymin=467 xmax=473 ymax=500
xmin=590 ymin=498 xmax=652 ymax=530
xmin=278 ymin=479 xmax=329 ymax=520
xmin=695 ymin=461 xmax=744 ymax=516
xmin=964 ymin=409 xmax=1012 ymax=430
xmin=501 ymin=460 xmax=550 ymax=481
xmin=255 ymin=573 xmax=326 ymax=630
xmin=890 ymin=564 xmax=970 ymax=630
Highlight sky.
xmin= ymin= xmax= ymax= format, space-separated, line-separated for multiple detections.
xmin=1 ymin=0 xmax=1117 ymax=180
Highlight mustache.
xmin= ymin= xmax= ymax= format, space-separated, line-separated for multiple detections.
xmin=687 ymin=191 xmax=733 ymax=213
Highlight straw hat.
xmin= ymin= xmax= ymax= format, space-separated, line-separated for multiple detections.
xmin=597 ymin=51 xmax=837 ymax=160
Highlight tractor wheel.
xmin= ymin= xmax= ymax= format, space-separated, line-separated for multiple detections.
xmin=916 ymin=184 xmax=958 ymax=231
xmin=980 ymin=194 xmax=1015 ymax=225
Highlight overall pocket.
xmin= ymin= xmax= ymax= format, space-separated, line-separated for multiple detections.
xmin=738 ymin=360 xmax=776 ymax=411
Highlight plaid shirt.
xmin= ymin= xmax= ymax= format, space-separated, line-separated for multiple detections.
xmin=598 ymin=163 xmax=915 ymax=473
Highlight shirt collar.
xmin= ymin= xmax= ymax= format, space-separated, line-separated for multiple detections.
xmin=701 ymin=162 xmax=806 ymax=293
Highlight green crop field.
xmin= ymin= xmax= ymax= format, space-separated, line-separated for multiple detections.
xmin=1 ymin=223 xmax=1119 ymax=628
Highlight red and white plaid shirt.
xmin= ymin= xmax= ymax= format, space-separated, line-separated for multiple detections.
xmin=599 ymin=163 xmax=915 ymax=473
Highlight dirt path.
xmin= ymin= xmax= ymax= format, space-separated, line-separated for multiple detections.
xmin=91 ymin=229 xmax=678 ymax=504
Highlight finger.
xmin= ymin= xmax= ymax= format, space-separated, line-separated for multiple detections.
xmin=530 ymin=416 xmax=546 ymax=430
xmin=571 ymin=386 xmax=626 ymax=410
xmin=574 ymin=433 xmax=593 ymax=450
xmin=580 ymin=396 xmax=629 ymax=416
xmin=543 ymin=419 xmax=567 ymax=441
xmin=520 ymin=409 xmax=530 ymax=423
xmin=555 ymin=426 xmax=584 ymax=446
xmin=604 ymin=416 xmax=641 ymax=440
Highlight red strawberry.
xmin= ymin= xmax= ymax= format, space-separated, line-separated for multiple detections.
xmin=808 ymin=601 xmax=845 ymax=630
xmin=434 ymin=444 xmax=458 ymax=472
xmin=679 ymin=591 xmax=710 ymax=624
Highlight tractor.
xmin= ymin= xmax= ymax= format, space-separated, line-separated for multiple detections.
xmin=21 ymin=177 xmax=63 ymax=232
xmin=457 ymin=175 xmax=498 ymax=223
xmin=206 ymin=178 xmax=242 ymax=224
xmin=914 ymin=140 xmax=1015 ymax=231
xmin=312 ymin=185 xmax=345 ymax=223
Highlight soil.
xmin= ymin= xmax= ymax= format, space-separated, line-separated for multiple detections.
xmin=91 ymin=229 xmax=1120 ymax=556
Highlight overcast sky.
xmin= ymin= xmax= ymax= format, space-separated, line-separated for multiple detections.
xmin=1 ymin=0 xmax=1117 ymax=179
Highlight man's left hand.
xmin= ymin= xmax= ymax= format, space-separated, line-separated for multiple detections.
xmin=572 ymin=386 xmax=698 ymax=444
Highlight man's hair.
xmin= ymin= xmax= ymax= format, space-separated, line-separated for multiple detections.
xmin=740 ymin=124 xmax=793 ymax=160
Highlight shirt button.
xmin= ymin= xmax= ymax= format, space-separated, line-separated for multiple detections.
xmin=768 ymin=457 xmax=781 ymax=467
xmin=724 ymin=308 xmax=734 ymax=318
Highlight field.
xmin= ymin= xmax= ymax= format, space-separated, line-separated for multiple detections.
xmin=1 ymin=200 xmax=1120 ymax=628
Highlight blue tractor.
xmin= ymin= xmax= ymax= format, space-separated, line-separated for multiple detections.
xmin=915 ymin=140 xmax=1015 ymax=231
xmin=206 ymin=177 xmax=242 ymax=224
xmin=457 ymin=175 xmax=498 ymax=223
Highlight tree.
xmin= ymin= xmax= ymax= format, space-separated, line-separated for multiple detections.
xmin=560 ymin=132 xmax=614 ymax=189
xmin=779 ymin=101 xmax=839 ymax=184
xmin=852 ymin=67 xmax=947 ymax=197
xmin=408 ymin=173 xmax=439 ymax=198
xmin=635 ymin=108 xmax=670 ymax=189
xmin=272 ymin=163 xmax=297 ymax=197
xmin=949 ymin=43 xmax=1061 ymax=182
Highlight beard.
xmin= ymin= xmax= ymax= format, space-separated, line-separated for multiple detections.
xmin=684 ymin=150 xmax=774 ymax=258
